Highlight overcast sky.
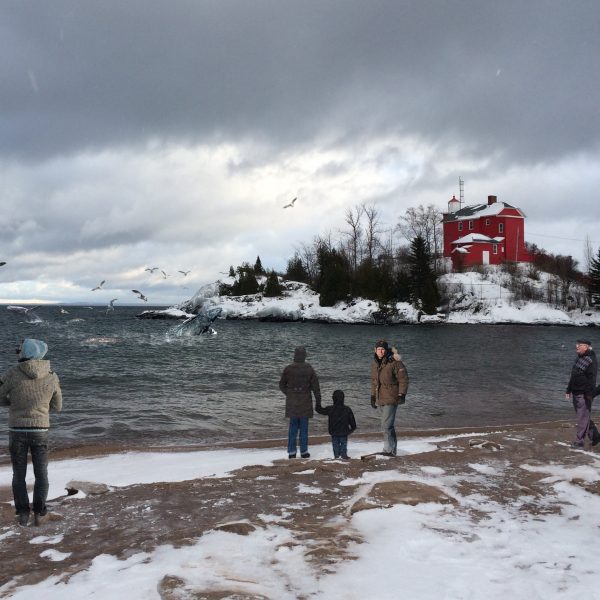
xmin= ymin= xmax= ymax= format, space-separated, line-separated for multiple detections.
xmin=1 ymin=0 xmax=599 ymax=306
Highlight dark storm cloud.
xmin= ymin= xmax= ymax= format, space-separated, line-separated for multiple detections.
xmin=2 ymin=0 xmax=599 ymax=166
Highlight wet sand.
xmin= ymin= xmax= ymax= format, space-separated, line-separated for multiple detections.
xmin=0 ymin=419 xmax=575 ymax=465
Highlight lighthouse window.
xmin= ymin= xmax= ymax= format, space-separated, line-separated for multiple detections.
xmin=485 ymin=218 xmax=490 ymax=226
xmin=458 ymin=222 xmax=463 ymax=231
xmin=468 ymin=220 xmax=474 ymax=230
xmin=498 ymin=223 xmax=504 ymax=233
xmin=493 ymin=244 xmax=498 ymax=254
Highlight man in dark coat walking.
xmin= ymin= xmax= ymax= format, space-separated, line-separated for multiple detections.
xmin=279 ymin=346 xmax=321 ymax=458
xmin=566 ymin=338 xmax=599 ymax=448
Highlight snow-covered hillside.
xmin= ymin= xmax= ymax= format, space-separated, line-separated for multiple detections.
xmin=139 ymin=267 xmax=600 ymax=326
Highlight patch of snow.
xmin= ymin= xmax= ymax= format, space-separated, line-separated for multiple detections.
xmin=39 ymin=549 xmax=71 ymax=562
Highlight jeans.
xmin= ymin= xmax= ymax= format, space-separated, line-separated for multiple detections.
xmin=380 ymin=404 xmax=398 ymax=455
xmin=331 ymin=435 xmax=348 ymax=458
xmin=288 ymin=417 xmax=309 ymax=455
xmin=9 ymin=430 xmax=49 ymax=516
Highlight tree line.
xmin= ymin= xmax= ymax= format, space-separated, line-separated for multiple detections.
xmin=219 ymin=203 xmax=600 ymax=314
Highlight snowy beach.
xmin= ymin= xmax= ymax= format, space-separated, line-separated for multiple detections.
xmin=1 ymin=421 xmax=600 ymax=599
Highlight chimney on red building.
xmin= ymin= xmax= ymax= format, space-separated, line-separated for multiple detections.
xmin=487 ymin=195 xmax=497 ymax=205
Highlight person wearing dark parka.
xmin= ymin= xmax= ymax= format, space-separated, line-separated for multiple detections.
xmin=279 ymin=346 xmax=321 ymax=459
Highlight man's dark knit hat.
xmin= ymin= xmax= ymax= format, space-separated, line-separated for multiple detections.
xmin=375 ymin=339 xmax=388 ymax=350
xmin=576 ymin=339 xmax=592 ymax=346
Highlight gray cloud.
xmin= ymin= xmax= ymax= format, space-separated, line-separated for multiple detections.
xmin=2 ymin=1 xmax=599 ymax=166
xmin=2 ymin=1 xmax=600 ymax=304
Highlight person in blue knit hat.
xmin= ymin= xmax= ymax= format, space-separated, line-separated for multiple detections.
xmin=1 ymin=338 xmax=63 ymax=526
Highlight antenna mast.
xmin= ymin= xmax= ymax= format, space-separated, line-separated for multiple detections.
xmin=459 ymin=176 xmax=464 ymax=208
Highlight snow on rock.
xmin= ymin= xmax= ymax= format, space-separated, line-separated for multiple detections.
xmin=140 ymin=269 xmax=600 ymax=326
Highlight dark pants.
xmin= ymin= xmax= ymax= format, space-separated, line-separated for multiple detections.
xmin=9 ymin=430 xmax=49 ymax=516
xmin=572 ymin=394 xmax=600 ymax=445
xmin=331 ymin=435 xmax=348 ymax=458
xmin=287 ymin=417 xmax=309 ymax=455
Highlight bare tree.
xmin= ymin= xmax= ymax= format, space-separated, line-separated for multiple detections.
xmin=342 ymin=205 xmax=364 ymax=272
xmin=584 ymin=234 xmax=594 ymax=274
xmin=363 ymin=204 xmax=382 ymax=262
xmin=398 ymin=204 xmax=443 ymax=270
xmin=296 ymin=241 xmax=318 ymax=283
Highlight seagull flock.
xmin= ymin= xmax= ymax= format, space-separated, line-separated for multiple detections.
xmin=88 ymin=267 xmax=192 ymax=307
xmin=1 ymin=260 xmax=191 ymax=317
xmin=2 ymin=190 xmax=296 ymax=315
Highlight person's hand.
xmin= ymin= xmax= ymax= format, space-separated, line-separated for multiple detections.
xmin=370 ymin=396 xmax=377 ymax=409
xmin=565 ymin=393 xmax=571 ymax=401
xmin=398 ymin=394 xmax=406 ymax=405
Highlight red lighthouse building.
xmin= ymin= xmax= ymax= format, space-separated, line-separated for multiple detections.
xmin=442 ymin=195 xmax=533 ymax=268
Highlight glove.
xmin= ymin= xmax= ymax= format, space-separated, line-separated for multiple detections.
xmin=398 ymin=394 xmax=406 ymax=405
xmin=370 ymin=396 xmax=377 ymax=409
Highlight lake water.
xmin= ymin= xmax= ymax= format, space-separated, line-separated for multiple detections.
xmin=0 ymin=305 xmax=589 ymax=454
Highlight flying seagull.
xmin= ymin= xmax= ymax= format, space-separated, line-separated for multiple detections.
xmin=59 ymin=307 xmax=70 ymax=314
xmin=91 ymin=280 xmax=106 ymax=291
xmin=132 ymin=289 xmax=148 ymax=302
xmin=178 ymin=270 xmax=191 ymax=276
xmin=0 ymin=261 xmax=6 ymax=267
xmin=145 ymin=267 xmax=159 ymax=273
xmin=107 ymin=298 xmax=118 ymax=310
xmin=283 ymin=197 xmax=297 ymax=209
xmin=161 ymin=270 xmax=169 ymax=279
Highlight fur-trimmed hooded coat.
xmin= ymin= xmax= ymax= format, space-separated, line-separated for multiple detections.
xmin=370 ymin=348 xmax=409 ymax=406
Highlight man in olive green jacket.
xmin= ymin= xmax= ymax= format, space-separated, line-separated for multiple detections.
xmin=370 ymin=340 xmax=409 ymax=456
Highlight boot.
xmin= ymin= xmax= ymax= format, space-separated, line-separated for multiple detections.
xmin=17 ymin=512 xmax=30 ymax=526
xmin=34 ymin=512 xmax=49 ymax=526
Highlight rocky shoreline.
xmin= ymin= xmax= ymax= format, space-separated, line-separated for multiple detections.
xmin=2 ymin=420 xmax=599 ymax=597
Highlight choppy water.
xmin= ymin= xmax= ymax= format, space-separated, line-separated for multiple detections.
xmin=0 ymin=304 xmax=588 ymax=453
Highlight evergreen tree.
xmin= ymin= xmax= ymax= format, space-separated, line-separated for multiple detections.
xmin=285 ymin=254 xmax=310 ymax=284
xmin=263 ymin=271 xmax=283 ymax=297
xmin=355 ymin=258 xmax=395 ymax=303
xmin=228 ymin=265 xmax=235 ymax=277
xmin=408 ymin=235 xmax=440 ymax=314
xmin=395 ymin=269 xmax=412 ymax=302
xmin=254 ymin=256 xmax=264 ymax=275
xmin=589 ymin=247 xmax=600 ymax=302
xmin=316 ymin=245 xmax=351 ymax=306
xmin=231 ymin=264 xmax=259 ymax=295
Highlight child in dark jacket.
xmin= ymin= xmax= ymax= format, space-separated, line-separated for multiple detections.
xmin=316 ymin=389 xmax=357 ymax=459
